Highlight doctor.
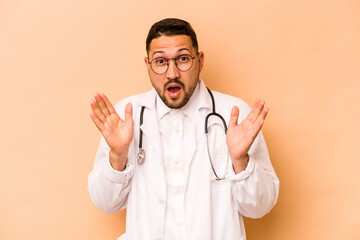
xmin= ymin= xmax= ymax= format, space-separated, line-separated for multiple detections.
xmin=88 ymin=18 xmax=279 ymax=240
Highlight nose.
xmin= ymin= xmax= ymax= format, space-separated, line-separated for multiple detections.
xmin=166 ymin=59 xmax=180 ymax=80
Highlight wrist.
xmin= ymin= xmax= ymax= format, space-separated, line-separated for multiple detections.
xmin=232 ymin=154 xmax=249 ymax=174
xmin=109 ymin=149 xmax=128 ymax=171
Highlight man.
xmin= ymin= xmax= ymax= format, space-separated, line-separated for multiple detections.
xmin=88 ymin=18 xmax=279 ymax=240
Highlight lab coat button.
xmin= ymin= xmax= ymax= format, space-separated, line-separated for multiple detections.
xmin=158 ymin=198 xmax=165 ymax=205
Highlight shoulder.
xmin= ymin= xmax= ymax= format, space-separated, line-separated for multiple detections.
xmin=113 ymin=90 xmax=154 ymax=118
xmin=211 ymin=90 xmax=252 ymax=118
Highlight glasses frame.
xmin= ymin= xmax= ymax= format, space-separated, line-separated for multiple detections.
xmin=148 ymin=53 xmax=197 ymax=75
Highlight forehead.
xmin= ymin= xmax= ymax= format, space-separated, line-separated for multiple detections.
xmin=149 ymin=35 xmax=195 ymax=56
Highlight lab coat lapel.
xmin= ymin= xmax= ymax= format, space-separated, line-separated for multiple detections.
xmin=136 ymin=89 xmax=163 ymax=161
xmin=184 ymin=121 xmax=196 ymax=167
xmin=134 ymin=81 xmax=215 ymax=168
xmin=184 ymin=80 xmax=213 ymax=167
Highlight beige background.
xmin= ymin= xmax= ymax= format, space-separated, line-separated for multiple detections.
xmin=1 ymin=0 xmax=360 ymax=239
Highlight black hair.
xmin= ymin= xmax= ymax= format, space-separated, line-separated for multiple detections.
xmin=146 ymin=18 xmax=199 ymax=54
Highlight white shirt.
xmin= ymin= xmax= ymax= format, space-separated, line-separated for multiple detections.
xmin=157 ymin=83 xmax=203 ymax=240
xmin=159 ymin=109 xmax=186 ymax=240
xmin=88 ymin=80 xmax=279 ymax=240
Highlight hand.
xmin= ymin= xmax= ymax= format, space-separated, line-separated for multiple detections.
xmin=226 ymin=100 xmax=268 ymax=173
xmin=89 ymin=93 xmax=134 ymax=170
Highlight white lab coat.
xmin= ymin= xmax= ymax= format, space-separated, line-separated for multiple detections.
xmin=88 ymin=80 xmax=279 ymax=240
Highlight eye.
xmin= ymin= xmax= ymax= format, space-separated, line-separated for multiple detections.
xmin=154 ymin=58 xmax=167 ymax=66
xmin=177 ymin=55 xmax=191 ymax=63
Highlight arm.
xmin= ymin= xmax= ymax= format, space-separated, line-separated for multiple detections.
xmin=88 ymin=93 xmax=134 ymax=213
xmin=226 ymin=100 xmax=279 ymax=218
xmin=89 ymin=93 xmax=133 ymax=171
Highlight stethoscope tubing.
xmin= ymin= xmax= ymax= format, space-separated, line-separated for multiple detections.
xmin=137 ymin=87 xmax=229 ymax=180
xmin=137 ymin=106 xmax=145 ymax=165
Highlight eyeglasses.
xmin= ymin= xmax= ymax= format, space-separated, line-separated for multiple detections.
xmin=148 ymin=54 xmax=196 ymax=75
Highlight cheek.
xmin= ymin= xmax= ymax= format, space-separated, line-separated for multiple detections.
xmin=150 ymin=75 xmax=166 ymax=88
xmin=185 ymin=70 xmax=199 ymax=85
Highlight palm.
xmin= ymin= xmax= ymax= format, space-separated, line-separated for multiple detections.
xmin=226 ymin=100 xmax=268 ymax=162
xmin=227 ymin=118 xmax=255 ymax=160
xmin=103 ymin=113 xmax=132 ymax=147
xmin=90 ymin=93 xmax=134 ymax=154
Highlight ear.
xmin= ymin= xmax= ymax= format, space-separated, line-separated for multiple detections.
xmin=144 ymin=56 xmax=151 ymax=72
xmin=197 ymin=51 xmax=205 ymax=72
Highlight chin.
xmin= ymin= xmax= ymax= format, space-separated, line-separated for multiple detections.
xmin=164 ymin=97 xmax=186 ymax=109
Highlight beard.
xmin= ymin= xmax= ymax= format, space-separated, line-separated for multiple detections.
xmin=152 ymin=78 xmax=199 ymax=109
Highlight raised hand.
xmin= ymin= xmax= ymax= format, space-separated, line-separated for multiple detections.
xmin=90 ymin=93 xmax=134 ymax=171
xmin=226 ymin=100 xmax=268 ymax=173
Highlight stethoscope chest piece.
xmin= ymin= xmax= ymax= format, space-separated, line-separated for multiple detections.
xmin=137 ymin=148 xmax=145 ymax=165
xmin=137 ymin=106 xmax=146 ymax=165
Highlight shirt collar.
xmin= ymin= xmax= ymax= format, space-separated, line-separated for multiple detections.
xmin=180 ymin=80 xmax=201 ymax=119
xmin=137 ymin=78 xmax=213 ymax=119
xmin=156 ymin=94 xmax=172 ymax=120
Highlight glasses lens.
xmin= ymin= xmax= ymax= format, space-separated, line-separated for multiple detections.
xmin=150 ymin=54 xmax=194 ymax=74
xmin=176 ymin=55 xmax=193 ymax=72
xmin=151 ymin=57 xmax=168 ymax=74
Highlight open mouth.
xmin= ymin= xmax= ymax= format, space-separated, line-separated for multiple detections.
xmin=168 ymin=86 xmax=181 ymax=93
xmin=166 ymin=83 xmax=182 ymax=99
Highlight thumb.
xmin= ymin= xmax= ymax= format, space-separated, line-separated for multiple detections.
xmin=228 ymin=106 xmax=239 ymax=128
xmin=124 ymin=103 xmax=133 ymax=122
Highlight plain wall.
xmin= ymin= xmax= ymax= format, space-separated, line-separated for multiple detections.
xmin=1 ymin=0 xmax=360 ymax=239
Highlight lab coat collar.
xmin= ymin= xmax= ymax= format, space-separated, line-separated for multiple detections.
xmin=179 ymin=80 xmax=201 ymax=119
xmin=155 ymin=80 xmax=205 ymax=120
xmin=135 ymin=79 xmax=212 ymax=118
xmin=196 ymin=79 xmax=213 ymax=115
xmin=156 ymin=95 xmax=171 ymax=120
xmin=135 ymin=88 xmax=157 ymax=110
xmin=134 ymin=79 xmax=213 ymax=168
xmin=135 ymin=88 xmax=162 ymax=161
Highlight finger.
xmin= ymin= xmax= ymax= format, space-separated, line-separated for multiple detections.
xmin=124 ymin=103 xmax=133 ymax=122
xmin=252 ymin=108 xmax=269 ymax=136
xmin=258 ymin=107 xmax=269 ymax=121
xmin=252 ymin=119 xmax=264 ymax=137
xmin=228 ymin=106 xmax=239 ymax=127
xmin=101 ymin=94 xmax=117 ymax=114
xmin=249 ymin=100 xmax=265 ymax=123
xmin=94 ymin=93 xmax=110 ymax=117
xmin=90 ymin=99 xmax=106 ymax=122
xmin=89 ymin=111 xmax=105 ymax=132
xmin=253 ymin=100 xmax=264 ymax=117
xmin=244 ymin=100 xmax=259 ymax=123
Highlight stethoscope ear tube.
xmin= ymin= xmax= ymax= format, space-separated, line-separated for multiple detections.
xmin=205 ymin=88 xmax=228 ymax=134
xmin=205 ymin=112 xmax=228 ymax=134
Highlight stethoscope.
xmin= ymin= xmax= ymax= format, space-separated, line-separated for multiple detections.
xmin=137 ymin=88 xmax=229 ymax=180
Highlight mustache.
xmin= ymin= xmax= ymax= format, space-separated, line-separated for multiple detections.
xmin=164 ymin=79 xmax=185 ymax=89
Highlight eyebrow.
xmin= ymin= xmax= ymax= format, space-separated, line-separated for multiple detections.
xmin=152 ymin=51 xmax=165 ymax=57
xmin=152 ymin=48 xmax=192 ymax=57
xmin=177 ymin=48 xmax=191 ymax=53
